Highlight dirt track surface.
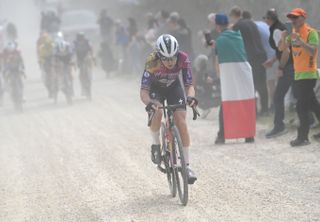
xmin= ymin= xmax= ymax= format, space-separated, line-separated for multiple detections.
xmin=0 ymin=71 xmax=320 ymax=222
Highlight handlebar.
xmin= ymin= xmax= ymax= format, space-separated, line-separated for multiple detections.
xmin=147 ymin=104 xmax=200 ymax=127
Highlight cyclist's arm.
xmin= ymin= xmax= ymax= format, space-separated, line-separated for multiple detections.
xmin=185 ymin=85 xmax=195 ymax=98
xmin=140 ymin=88 xmax=152 ymax=106
xmin=181 ymin=54 xmax=195 ymax=98
xmin=140 ymin=70 xmax=153 ymax=106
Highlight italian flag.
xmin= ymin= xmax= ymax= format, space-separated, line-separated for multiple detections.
xmin=217 ymin=30 xmax=256 ymax=139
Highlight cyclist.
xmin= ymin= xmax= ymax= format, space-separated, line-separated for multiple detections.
xmin=2 ymin=42 xmax=25 ymax=77
xmin=37 ymin=31 xmax=54 ymax=97
xmin=52 ymin=32 xmax=75 ymax=100
xmin=73 ymin=32 xmax=94 ymax=65
xmin=37 ymin=31 xmax=54 ymax=67
xmin=140 ymin=34 xmax=197 ymax=184
xmin=2 ymin=42 xmax=25 ymax=104
xmin=73 ymin=32 xmax=95 ymax=96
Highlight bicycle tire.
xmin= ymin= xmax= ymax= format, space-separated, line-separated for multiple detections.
xmin=11 ymin=76 xmax=23 ymax=112
xmin=52 ymin=67 xmax=59 ymax=104
xmin=63 ymin=71 xmax=73 ymax=105
xmin=172 ymin=126 xmax=188 ymax=206
xmin=161 ymin=123 xmax=176 ymax=197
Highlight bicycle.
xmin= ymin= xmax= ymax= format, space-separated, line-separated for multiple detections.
xmin=78 ymin=55 xmax=93 ymax=100
xmin=148 ymin=101 xmax=200 ymax=206
xmin=7 ymin=70 xmax=24 ymax=112
xmin=52 ymin=59 xmax=73 ymax=105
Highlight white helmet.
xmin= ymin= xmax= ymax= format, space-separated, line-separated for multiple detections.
xmin=56 ymin=31 xmax=64 ymax=40
xmin=156 ymin=34 xmax=179 ymax=58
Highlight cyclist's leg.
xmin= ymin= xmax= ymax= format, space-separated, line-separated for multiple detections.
xmin=149 ymin=87 xmax=164 ymax=164
xmin=167 ymin=83 xmax=197 ymax=183
xmin=166 ymin=83 xmax=190 ymax=164
xmin=149 ymin=88 xmax=163 ymax=132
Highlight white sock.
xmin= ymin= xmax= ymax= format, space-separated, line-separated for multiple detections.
xmin=150 ymin=130 xmax=160 ymax=145
xmin=183 ymin=146 xmax=190 ymax=165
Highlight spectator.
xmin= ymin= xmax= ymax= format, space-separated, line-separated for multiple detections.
xmin=230 ymin=6 xmax=269 ymax=116
xmin=207 ymin=13 xmax=220 ymax=41
xmin=155 ymin=10 xmax=169 ymax=36
xmin=243 ymin=10 xmax=277 ymax=111
xmin=214 ymin=13 xmax=256 ymax=144
xmin=167 ymin=13 xmax=194 ymax=58
xmin=99 ymin=40 xmax=117 ymax=78
xmin=263 ymin=8 xmax=295 ymax=138
xmin=177 ymin=18 xmax=194 ymax=59
xmin=193 ymin=54 xmax=220 ymax=118
xmin=167 ymin=11 xmax=181 ymax=41
xmin=282 ymin=8 xmax=320 ymax=146
xmin=145 ymin=16 xmax=158 ymax=49
xmin=127 ymin=17 xmax=142 ymax=76
xmin=201 ymin=13 xmax=219 ymax=80
xmin=40 ymin=11 xmax=60 ymax=34
xmin=114 ymin=20 xmax=129 ymax=74
xmin=127 ymin=17 xmax=138 ymax=41
xmin=98 ymin=9 xmax=114 ymax=41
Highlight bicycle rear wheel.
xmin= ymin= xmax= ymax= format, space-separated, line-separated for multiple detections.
xmin=161 ymin=123 xmax=176 ymax=197
xmin=10 ymin=76 xmax=23 ymax=112
xmin=172 ymin=126 xmax=188 ymax=206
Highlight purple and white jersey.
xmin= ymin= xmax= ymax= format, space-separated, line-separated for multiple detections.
xmin=141 ymin=51 xmax=193 ymax=90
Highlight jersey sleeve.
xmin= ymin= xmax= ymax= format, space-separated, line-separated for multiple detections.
xmin=308 ymin=30 xmax=319 ymax=46
xmin=141 ymin=52 xmax=159 ymax=90
xmin=140 ymin=70 xmax=152 ymax=90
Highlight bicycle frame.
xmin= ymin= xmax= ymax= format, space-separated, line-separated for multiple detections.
xmin=161 ymin=101 xmax=186 ymax=165
xmin=162 ymin=101 xmax=174 ymax=150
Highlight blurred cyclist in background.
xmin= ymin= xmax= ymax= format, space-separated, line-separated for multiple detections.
xmin=37 ymin=31 xmax=54 ymax=97
xmin=74 ymin=32 xmax=95 ymax=98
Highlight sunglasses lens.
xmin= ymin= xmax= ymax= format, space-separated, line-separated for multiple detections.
xmin=161 ymin=56 xmax=177 ymax=61
xmin=289 ymin=15 xmax=299 ymax=19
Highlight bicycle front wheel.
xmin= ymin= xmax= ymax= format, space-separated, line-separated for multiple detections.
xmin=161 ymin=123 xmax=176 ymax=197
xmin=172 ymin=125 xmax=188 ymax=206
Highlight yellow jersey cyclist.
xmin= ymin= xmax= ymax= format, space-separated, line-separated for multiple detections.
xmin=140 ymin=34 xmax=198 ymax=184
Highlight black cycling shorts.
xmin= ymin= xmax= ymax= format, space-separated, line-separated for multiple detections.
xmin=149 ymin=81 xmax=186 ymax=110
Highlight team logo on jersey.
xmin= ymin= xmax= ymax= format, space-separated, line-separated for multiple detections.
xmin=292 ymin=50 xmax=302 ymax=57
xmin=144 ymin=72 xmax=150 ymax=78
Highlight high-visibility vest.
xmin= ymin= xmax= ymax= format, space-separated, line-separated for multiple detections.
xmin=291 ymin=24 xmax=319 ymax=80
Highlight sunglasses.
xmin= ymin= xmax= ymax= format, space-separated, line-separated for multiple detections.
xmin=288 ymin=15 xmax=300 ymax=19
xmin=160 ymin=56 xmax=177 ymax=62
